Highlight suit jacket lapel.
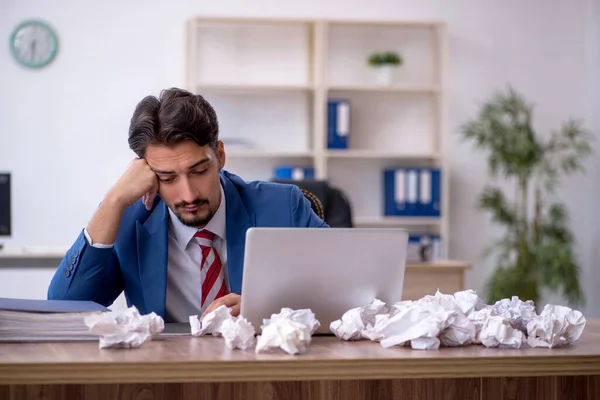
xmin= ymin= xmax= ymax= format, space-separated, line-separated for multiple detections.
xmin=136 ymin=200 xmax=169 ymax=318
xmin=221 ymin=173 xmax=254 ymax=294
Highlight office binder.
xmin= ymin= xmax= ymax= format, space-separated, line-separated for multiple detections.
xmin=273 ymin=166 xmax=315 ymax=181
xmin=406 ymin=168 xmax=419 ymax=216
xmin=384 ymin=168 xmax=407 ymax=216
xmin=384 ymin=167 xmax=441 ymax=217
xmin=417 ymin=168 xmax=441 ymax=216
xmin=327 ymin=99 xmax=350 ymax=149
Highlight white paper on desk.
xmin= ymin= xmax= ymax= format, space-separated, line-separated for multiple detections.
xmin=408 ymin=290 xmax=476 ymax=347
xmin=330 ymin=299 xmax=388 ymax=341
xmin=256 ymin=318 xmax=313 ymax=355
xmin=453 ymin=289 xmax=485 ymax=316
xmin=189 ymin=306 xmax=257 ymax=351
xmin=221 ymin=316 xmax=256 ymax=350
xmin=263 ymin=308 xmax=321 ymax=335
xmin=377 ymin=302 xmax=454 ymax=349
xmin=84 ymin=306 xmax=164 ymax=349
xmin=256 ymin=308 xmax=320 ymax=355
xmin=439 ymin=309 xmax=476 ymax=347
xmin=489 ymin=296 xmax=537 ymax=332
xmin=190 ymin=305 xmax=233 ymax=337
xmin=479 ymin=315 xmax=526 ymax=349
xmin=526 ymin=304 xmax=586 ymax=348
xmin=467 ymin=308 xmax=494 ymax=344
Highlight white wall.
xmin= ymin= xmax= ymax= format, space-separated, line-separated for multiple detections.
xmin=1 ymin=0 xmax=599 ymax=316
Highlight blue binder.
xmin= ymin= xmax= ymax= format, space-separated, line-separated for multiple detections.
xmin=383 ymin=168 xmax=420 ymax=216
xmin=417 ymin=168 xmax=441 ymax=216
xmin=327 ymin=99 xmax=350 ymax=149
xmin=405 ymin=168 xmax=419 ymax=216
xmin=273 ymin=166 xmax=315 ymax=181
xmin=384 ymin=168 xmax=406 ymax=216
xmin=385 ymin=167 xmax=441 ymax=217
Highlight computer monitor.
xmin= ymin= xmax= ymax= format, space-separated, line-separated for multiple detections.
xmin=0 ymin=173 xmax=11 ymax=243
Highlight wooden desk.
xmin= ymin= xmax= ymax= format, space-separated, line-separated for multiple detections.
xmin=1 ymin=319 xmax=598 ymax=400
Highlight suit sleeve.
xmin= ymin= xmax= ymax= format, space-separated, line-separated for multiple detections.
xmin=290 ymin=186 xmax=330 ymax=228
xmin=47 ymin=229 xmax=123 ymax=306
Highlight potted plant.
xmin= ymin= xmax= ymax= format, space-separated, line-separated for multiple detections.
xmin=460 ymin=86 xmax=594 ymax=308
xmin=368 ymin=51 xmax=402 ymax=85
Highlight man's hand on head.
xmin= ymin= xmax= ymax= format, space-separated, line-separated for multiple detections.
xmin=200 ymin=293 xmax=241 ymax=321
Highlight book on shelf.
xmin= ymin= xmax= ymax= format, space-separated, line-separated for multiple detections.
xmin=0 ymin=297 xmax=108 ymax=342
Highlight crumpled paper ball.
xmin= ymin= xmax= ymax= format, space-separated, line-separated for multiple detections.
xmin=489 ymin=296 xmax=537 ymax=333
xmin=330 ymin=299 xmax=389 ymax=341
xmin=84 ymin=306 xmax=164 ymax=349
xmin=190 ymin=305 xmax=256 ymax=350
xmin=526 ymin=304 xmax=586 ymax=348
xmin=479 ymin=315 xmax=526 ymax=349
xmin=262 ymin=308 xmax=321 ymax=335
xmin=256 ymin=308 xmax=320 ymax=355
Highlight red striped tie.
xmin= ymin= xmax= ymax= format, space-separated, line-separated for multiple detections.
xmin=194 ymin=229 xmax=229 ymax=310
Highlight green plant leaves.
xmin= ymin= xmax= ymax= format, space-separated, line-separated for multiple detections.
xmin=368 ymin=52 xmax=402 ymax=66
xmin=460 ymin=86 xmax=592 ymax=307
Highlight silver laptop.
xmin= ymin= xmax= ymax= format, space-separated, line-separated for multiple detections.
xmin=240 ymin=227 xmax=409 ymax=334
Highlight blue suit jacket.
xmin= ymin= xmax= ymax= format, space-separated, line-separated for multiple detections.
xmin=47 ymin=170 xmax=328 ymax=319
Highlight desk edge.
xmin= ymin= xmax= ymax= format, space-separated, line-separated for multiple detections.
xmin=1 ymin=355 xmax=599 ymax=385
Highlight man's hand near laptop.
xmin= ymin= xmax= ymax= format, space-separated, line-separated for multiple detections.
xmin=201 ymin=293 xmax=241 ymax=321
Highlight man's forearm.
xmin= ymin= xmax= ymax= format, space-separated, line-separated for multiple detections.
xmin=85 ymin=191 xmax=127 ymax=245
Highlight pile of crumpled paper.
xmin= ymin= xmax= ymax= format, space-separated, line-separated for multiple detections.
xmin=330 ymin=290 xmax=586 ymax=350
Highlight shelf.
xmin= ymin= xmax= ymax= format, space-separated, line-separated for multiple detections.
xmin=187 ymin=17 xmax=450 ymax=259
xmin=353 ymin=217 xmax=441 ymax=227
xmin=197 ymin=83 xmax=313 ymax=94
xmin=0 ymin=247 xmax=69 ymax=259
xmin=326 ymin=150 xmax=438 ymax=161
xmin=327 ymin=19 xmax=444 ymax=29
xmin=406 ymin=260 xmax=470 ymax=269
xmin=226 ymin=150 xmax=314 ymax=158
xmin=327 ymin=84 xmax=439 ymax=94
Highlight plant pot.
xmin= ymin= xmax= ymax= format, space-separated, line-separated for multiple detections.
xmin=375 ymin=65 xmax=396 ymax=85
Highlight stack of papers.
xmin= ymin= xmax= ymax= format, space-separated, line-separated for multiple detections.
xmin=0 ymin=297 xmax=108 ymax=342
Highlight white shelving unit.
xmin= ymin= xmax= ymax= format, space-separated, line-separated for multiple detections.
xmin=186 ymin=17 xmax=450 ymax=258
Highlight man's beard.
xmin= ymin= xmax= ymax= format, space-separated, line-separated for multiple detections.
xmin=173 ymin=198 xmax=214 ymax=228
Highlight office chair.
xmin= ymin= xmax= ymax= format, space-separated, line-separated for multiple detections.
xmin=299 ymin=187 xmax=325 ymax=221
xmin=273 ymin=179 xmax=353 ymax=227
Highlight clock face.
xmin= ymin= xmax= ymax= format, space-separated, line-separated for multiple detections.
xmin=10 ymin=20 xmax=58 ymax=68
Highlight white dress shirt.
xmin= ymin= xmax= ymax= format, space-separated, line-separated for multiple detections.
xmin=84 ymin=184 xmax=228 ymax=323
xmin=165 ymin=185 xmax=227 ymax=322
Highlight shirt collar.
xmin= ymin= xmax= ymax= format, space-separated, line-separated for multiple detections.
xmin=168 ymin=184 xmax=227 ymax=249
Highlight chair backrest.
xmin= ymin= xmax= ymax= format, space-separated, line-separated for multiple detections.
xmin=272 ymin=179 xmax=353 ymax=228
xmin=299 ymin=187 xmax=325 ymax=221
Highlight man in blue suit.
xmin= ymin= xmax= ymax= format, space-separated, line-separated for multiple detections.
xmin=48 ymin=87 xmax=328 ymax=322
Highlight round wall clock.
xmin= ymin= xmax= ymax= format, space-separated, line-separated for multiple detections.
xmin=9 ymin=20 xmax=58 ymax=69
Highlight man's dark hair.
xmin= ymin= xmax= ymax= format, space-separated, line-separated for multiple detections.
xmin=128 ymin=87 xmax=219 ymax=157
